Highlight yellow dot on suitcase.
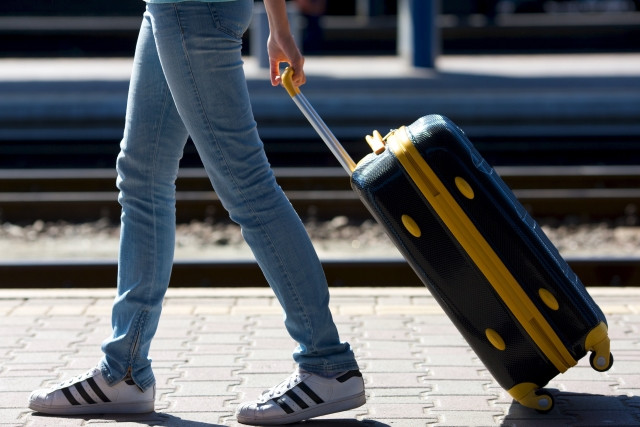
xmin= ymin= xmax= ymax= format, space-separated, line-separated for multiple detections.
xmin=539 ymin=288 xmax=560 ymax=311
xmin=401 ymin=215 xmax=421 ymax=238
xmin=485 ymin=328 xmax=506 ymax=351
xmin=455 ymin=176 xmax=475 ymax=199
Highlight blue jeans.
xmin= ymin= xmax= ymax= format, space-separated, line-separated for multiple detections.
xmin=100 ymin=0 xmax=358 ymax=391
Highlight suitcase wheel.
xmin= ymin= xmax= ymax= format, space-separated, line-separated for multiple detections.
xmin=533 ymin=390 xmax=555 ymax=414
xmin=585 ymin=322 xmax=613 ymax=372
xmin=508 ymin=383 xmax=555 ymax=413
xmin=590 ymin=351 xmax=614 ymax=372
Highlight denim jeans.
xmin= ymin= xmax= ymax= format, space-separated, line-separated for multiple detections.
xmin=100 ymin=0 xmax=358 ymax=391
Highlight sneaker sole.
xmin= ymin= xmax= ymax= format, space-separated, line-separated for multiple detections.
xmin=28 ymin=400 xmax=155 ymax=415
xmin=237 ymin=391 xmax=366 ymax=426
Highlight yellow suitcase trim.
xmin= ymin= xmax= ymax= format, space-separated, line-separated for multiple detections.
xmin=386 ymin=126 xmax=577 ymax=373
xmin=508 ymin=383 xmax=554 ymax=412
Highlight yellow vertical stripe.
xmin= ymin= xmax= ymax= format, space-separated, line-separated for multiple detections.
xmin=387 ymin=127 xmax=576 ymax=372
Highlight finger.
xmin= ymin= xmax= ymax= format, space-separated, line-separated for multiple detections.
xmin=293 ymin=69 xmax=306 ymax=87
xmin=269 ymin=59 xmax=281 ymax=86
xmin=290 ymin=59 xmax=306 ymax=87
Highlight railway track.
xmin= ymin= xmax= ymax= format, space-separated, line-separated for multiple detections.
xmin=1 ymin=256 xmax=638 ymax=288
xmin=0 ymin=165 xmax=638 ymax=288
xmin=0 ymin=165 xmax=639 ymax=223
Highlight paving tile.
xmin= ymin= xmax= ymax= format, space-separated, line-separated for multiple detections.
xmin=423 ymin=379 xmax=495 ymax=396
xmin=193 ymin=305 xmax=234 ymax=315
xmin=413 ymin=334 xmax=469 ymax=347
xmin=364 ymin=359 xmax=423 ymax=373
xmin=366 ymin=372 xmax=429 ymax=388
xmin=241 ymin=349 xmax=293 ymax=361
xmin=429 ymin=410 xmax=502 ymax=426
xmin=3 ymin=287 xmax=640 ymax=426
xmin=9 ymin=306 xmax=53 ymax=317
xmin=567 ymin=409 xmax=640 ymax=426
xmin=420 ymin=352 xmax=479 ymax=367
xmin=0 ymin=392 xmax=31 ymax=411
xmin=361 ymin=330 xmax=416 ymax=342
xmin=165 ymin=395 xmax=235 ymax=413
xmin=24 ymin=413 xmax=87 ymax=426
xmin=178 ymin=367 xmax=240 ymax=383
xmin=338 ymin=305 xmax=376 ymax=316
xmin=149 ymin=410 xmax=231 ymax=425
xmin=168 ymin=380 xmax=239 ymax=397
xmin=499 ymin=414 xmax=579 ymax=427
xmin=366 ymin=402 xmax=434 ymax=419
xmin=613 ymin=374 xmax=640 ymax=392
xmin=178 ymin=354 xmax=240 ymax=367
xmin=0 ymin=377 xmax=52 ymax=394
xmin=231 ymin=305 xmax=284 ymax=315
xmin=84 ymin=305 xmax=113 ymax=316
xmin=352 ymin=316 xmax=410 ymax=329
xmin=359 ymin=420 xmax=432 ymax=427
xmin=237 ymin=360 xmax=295 ymax=373
xmin=612 ymin=350 xmax=640 ymax=362
xmin=198 ymin=319 xmax=254 ymax=333
xmin=368 ymin=387 xmax=428 ymax=398
xmin=551 ymin=379 xmax=618 ymax=395
xmin=0 ymin=339 xmax=26 ymax=353
xmin=422 ymin=366 xmax=485 ymax=380
xmin=187 ymin=343 xmax=245 ymax=355
xmin=430 ymin=395 xmax=501 ymax=412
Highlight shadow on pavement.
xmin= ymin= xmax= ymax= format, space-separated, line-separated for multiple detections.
xmin=292 ymin=420 xmax=391 ymax=426
xmin=29 ymin=411 xmax=223 ymax=426
xmin=502 ymin=389 xmax=640 ymax=426
xmin=29 ymin=412 xmax=391 ymax=426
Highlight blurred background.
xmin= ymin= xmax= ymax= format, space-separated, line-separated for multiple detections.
xmin=0 ymin=0 xmax=639 ymax=287
xmin=0 ymin=0 xmax=639 ymax=57
xmin=0 ymin=0 xmax=639 ymax=169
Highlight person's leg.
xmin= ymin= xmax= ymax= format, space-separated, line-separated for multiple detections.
xmin=147 ymin=5 xmax=365 ymax=422
xmin=28 ymin=10 xmax=188 ymax=414
xmin=147 ymin=0 xmax=358 ymax=375
xmin=101 ymin=7 xmax=190 ymax=391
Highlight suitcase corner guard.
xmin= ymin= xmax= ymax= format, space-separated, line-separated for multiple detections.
xmin=508 ymin=383 xmax=555 ymax=413
xmin=586 ymin=322 xmax=613 ymax=372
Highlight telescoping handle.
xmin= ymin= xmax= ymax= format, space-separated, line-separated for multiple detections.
xmin=281 ymin=67 xmax=357 ymax=175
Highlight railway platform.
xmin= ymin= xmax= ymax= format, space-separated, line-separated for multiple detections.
xmin=1 ymin=53 xmax=639 ymax=146
xmin=2 ymin=286 xmax=640 ymax=426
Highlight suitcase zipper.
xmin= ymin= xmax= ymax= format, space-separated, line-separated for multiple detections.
xmin=386 ymin=126 xmax=577 ymax=373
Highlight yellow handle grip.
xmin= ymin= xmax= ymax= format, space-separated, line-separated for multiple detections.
xmin=281 ymin=67 xmax=301 ymax=97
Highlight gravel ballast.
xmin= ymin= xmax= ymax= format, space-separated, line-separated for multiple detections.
xmin=1 ymin=216 xmax=639 ymax=261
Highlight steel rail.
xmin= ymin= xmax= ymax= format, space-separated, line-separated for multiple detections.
xmin=0 ymin=166 xmax=638 ymax=222
xmin=2 ymin=166 xmax=639 ymax=191
xmin=0 ymin=257 xmax=637 ymax=288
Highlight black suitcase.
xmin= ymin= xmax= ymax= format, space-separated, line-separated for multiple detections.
xmin=281 ymin=68 xmax=613 ymax=412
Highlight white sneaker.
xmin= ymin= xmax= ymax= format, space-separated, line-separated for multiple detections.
xmin=28 ymin=367 xmax=155 ymax=415
xmin=236 ymin=369 xmax=366 ymax=425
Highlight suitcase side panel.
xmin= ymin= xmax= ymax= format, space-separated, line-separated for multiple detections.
xmin=351 ymin=150 xmax=560 ymax=392
xmin=387 ymin=125 xmax=581 ymax=372
xmin=403 ymin=115 xmax=607 ymax=356
xmin=351 ymin=114 xmax=611 ymax=398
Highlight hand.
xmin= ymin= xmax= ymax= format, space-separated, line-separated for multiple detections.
xmin=263 ymin=0 xmax=306 ymax=87
xmin=268 ymin=33 xmax=306 ymax=87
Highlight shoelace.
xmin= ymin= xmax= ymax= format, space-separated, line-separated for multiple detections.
xmin=56 ymin=368 xmax=96 ymax=389
xmin=259 ymin=371 xmax=303 ymax=402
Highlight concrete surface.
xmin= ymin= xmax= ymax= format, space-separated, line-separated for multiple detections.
xmin=1 ymin=54 xmax=639 ymax=142
xmin=1 ymin=286 xmax=640 ymax=426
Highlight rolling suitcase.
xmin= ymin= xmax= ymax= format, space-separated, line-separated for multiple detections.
xmin=280 ymin=68 xmax=613 ymax=412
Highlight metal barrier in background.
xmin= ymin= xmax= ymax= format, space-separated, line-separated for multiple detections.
xmin=398 ymin=0 xmax=440 ymax=68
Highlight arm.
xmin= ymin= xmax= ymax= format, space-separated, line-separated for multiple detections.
xmin=264 ymin=0 xmax=306 ymax=87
